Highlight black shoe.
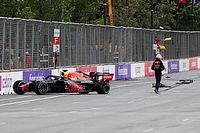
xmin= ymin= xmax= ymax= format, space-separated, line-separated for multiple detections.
xmin=154 ymin=89 xmax=159 ymax=94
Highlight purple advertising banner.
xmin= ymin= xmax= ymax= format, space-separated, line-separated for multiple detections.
xmin=23 ymin=69 xmax=52 ymax=82
xmin=168 ymin=60 xmax=179 ymax=73
xmin=115 ymin=64 xmax=131 ymax=80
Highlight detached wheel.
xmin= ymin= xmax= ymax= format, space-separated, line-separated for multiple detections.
xmin=13 ymin=80 xmax=26 ymax=95
xmin=97 ymin=83 xmax=110 ymax=94
xmin=34 ymin=81 xmax=48 ymax=95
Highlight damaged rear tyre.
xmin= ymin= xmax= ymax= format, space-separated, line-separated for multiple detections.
xmin=97 ymin=82 xmax=110 ymax=94
xmin=13 ymin=80 xmax=26 ymax=95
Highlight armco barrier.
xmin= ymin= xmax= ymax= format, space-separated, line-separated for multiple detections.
xmin=0 ymin=56 xmax=200 ymax=95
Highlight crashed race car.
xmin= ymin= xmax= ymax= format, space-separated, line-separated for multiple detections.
xmin=13 ymin=71 xmax=113 ymax=95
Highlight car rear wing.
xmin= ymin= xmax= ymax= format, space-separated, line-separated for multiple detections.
xmin=102 ymin=73 xmax=113 ymax=80
xmin=89 ymin=72 xmax=113 ymax=81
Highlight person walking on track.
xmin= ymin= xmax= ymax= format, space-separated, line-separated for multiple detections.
xmin=151 ymin=54 xmax=165 ymax=94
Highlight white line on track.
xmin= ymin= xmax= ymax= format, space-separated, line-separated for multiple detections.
xmin=0 ymin=122 xmax=6 ymax=126
xmin=31 ymin=108 xmax=42 ymax=111
xmin=0 ymin=95 xmax=64 ymax=107
xmin=85 ymin=107 xmax=101 ymax=111
xmin=182 ymin=118 xmax=189 ymax=122
xmin=144 ymin=128 xmax=154 ymax=132
xmin=0 ymin=96 xmax=30 ymax=102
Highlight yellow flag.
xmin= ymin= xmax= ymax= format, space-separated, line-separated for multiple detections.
xmin=159 ymin=45 xmax=166 ymax=50
xmin=164 ymin=37 xmax=172 ymax=41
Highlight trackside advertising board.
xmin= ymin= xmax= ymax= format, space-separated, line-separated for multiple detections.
xmin=145 ymin=61 xmax=154 ymax=76
xmin=115 ymin=64 xmax=131 ymax=80
xmin=131 ymin=63 xmax=145 ymax=78
xmin=23 ymin=69 xmax=51 ymax=82
xmin=0 ymin=72 xmax=22 ymax=95
xmin=97 ymin=65 xmax=115 ymax=80
xmin=168 ymin=60 xmax=179 ymax=73
xmin=189 ymin=57 xmax=198 ymax=70
xmin=179 ymin=59 xmax=189 ymax=72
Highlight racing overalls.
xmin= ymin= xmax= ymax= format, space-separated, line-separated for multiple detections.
xmin=151 ymin=58 xmax=165 ymax=91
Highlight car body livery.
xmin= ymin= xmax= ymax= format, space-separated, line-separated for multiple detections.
xmin=13 ymin=71 xmax=113 ymax=95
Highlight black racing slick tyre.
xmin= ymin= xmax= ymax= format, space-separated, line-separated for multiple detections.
xmin=34 ymin=81 xmax=48 ymax=95
xmin=13 ymin=80 xmax=26 ymax=95
xmin=97 ymin=82 xmax=110 ymax=94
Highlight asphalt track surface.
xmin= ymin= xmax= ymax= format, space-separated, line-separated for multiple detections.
xmin=0 ymin=70 xmax=200 ymax=133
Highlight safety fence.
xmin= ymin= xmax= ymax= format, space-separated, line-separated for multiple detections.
xmin=0 ymin=17 xmax=200 ymax=70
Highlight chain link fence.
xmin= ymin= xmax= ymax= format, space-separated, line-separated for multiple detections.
xmin=0 ymin=17 xmax=200 ymax=71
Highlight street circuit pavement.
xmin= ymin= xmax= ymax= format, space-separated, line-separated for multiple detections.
xmin=0 ymin=70 xmax=200 ymax=133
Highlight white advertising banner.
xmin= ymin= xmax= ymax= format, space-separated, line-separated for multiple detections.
xmin=97 ymin=65 xmax=115 ymax=80
xmin=131 ymin=63 xmax=145 ymax=78
xmin=179 ymin=59 xmax=189 ymax=72
xmin=0 ymin=71 xmax=22 ymax=95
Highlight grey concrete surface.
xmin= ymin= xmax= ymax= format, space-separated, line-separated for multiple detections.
xmin=0 ymin=70 xmax=200 ymax=133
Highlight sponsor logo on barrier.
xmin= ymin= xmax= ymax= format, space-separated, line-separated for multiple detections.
xmin=189 ymin=58 xmax=198 ymax=70
xmin=29 ymin=75 xmax=45 ymax=81
xmin=2 ymin=78 xmax=12 ymax=89
xmin=118 ymin=68 xmax=128 ymax=75
xmin=182 ymin=62 xmax=187 ymax=69
xmin=115 ymin=64 xmax=131 ymax=80
xmin=168 ymin=61 xmax=179 ymax=73
xmin=171 ymin=64 xmax=178 ymax=70
xmin=145 ymin=62 xmax=154 ymax=76
xmin=136 ymin=67 xmax=141 ymax=74
xmin=102 ymin=68 xmax=109 ymax=73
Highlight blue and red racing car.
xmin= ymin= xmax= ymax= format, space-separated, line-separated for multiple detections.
xmin=13 ymin=71 xmax=113 ymax=95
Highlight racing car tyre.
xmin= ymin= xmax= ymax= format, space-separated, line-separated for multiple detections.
xmin=34 ymin=81 xmax=48 ymax=95
xmin=97 ymin=82 xmax=110 ymax=94
xmin=13 ymin=80 xmax=26 ymax=95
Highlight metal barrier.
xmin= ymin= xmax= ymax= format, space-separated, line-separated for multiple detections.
xmin=0 ymin=17 xmax=200 ymax=70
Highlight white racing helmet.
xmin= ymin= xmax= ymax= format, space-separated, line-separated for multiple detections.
xmin=156 ymin=54 xmax=162 ymax=59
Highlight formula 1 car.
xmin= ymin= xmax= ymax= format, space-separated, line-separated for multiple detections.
xmin=13 ymin=71 xmax=113 ymax=95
